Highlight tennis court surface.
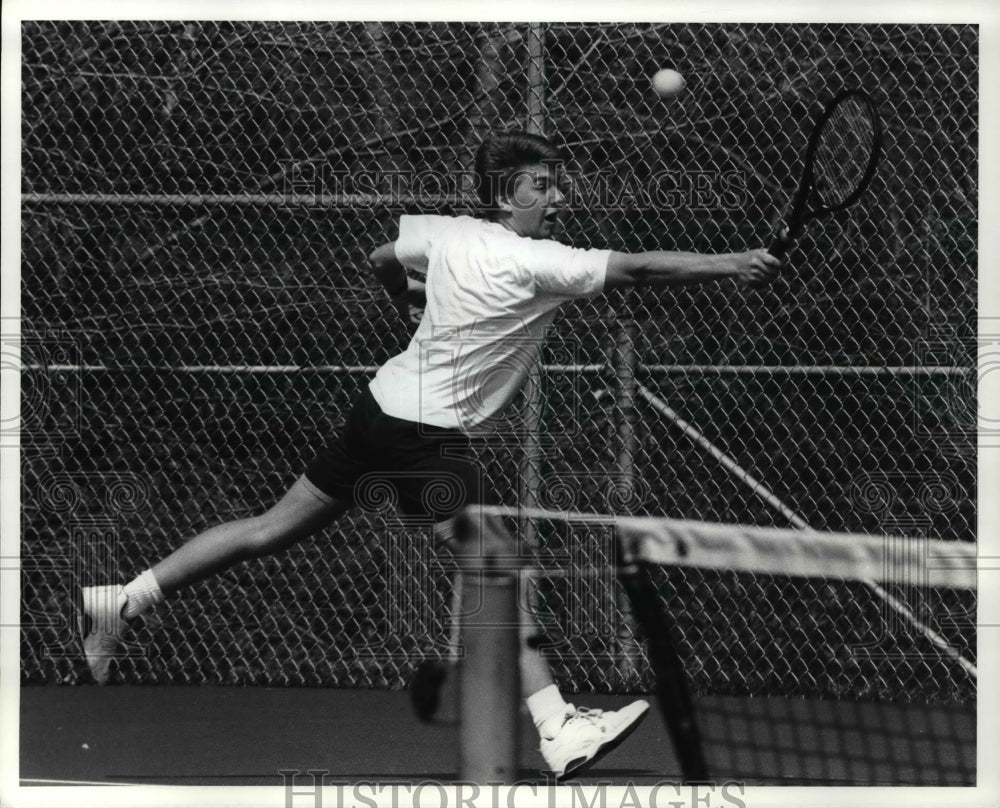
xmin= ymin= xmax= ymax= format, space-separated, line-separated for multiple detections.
xmin=19 ymin=687 xmax=672 ymax=786
xmin=20 ymin=685 xmax=973 ymax=787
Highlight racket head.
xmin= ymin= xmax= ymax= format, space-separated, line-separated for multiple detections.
xmin=803 ymin=89 xmax=883 ymax=214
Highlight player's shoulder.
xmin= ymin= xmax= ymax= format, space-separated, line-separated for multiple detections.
xmin=403 ymin=212 xmax=488 ymax=235
xmin=409 ymin=213 xmax=519 ymax=243
xmin=403 ymin=212 xmax=478 ymax=224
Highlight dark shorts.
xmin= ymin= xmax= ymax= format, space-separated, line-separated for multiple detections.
xmin=303 ymin=387 xmax=491 ymax=523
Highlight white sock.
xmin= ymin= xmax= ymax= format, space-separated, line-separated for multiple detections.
xmin=122 ymin=569 xmax=164 ymax=619
xmin=526 ymin=684 xmax=569 ymax=740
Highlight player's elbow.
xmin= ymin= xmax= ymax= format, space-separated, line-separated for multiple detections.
xmin=604 ymin=253 xmax=646 ymax=290
xmin=369 ymin=242 xmax=401 ymax=283
xmin=369 ymin=244 xmax=391 ymax=271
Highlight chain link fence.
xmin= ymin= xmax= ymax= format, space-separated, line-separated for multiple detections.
xmin=20 ymin=22 xmax=976 ymax=693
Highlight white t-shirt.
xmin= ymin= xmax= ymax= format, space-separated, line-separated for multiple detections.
xmin=368 ymin=214 xmax=610 ymax=432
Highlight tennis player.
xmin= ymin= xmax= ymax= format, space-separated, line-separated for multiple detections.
xmin=80 ymin=131 xmax=780 ymax=780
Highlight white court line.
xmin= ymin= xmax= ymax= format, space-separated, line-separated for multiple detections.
xmin=20 ymin=778 xmax=135 ymax=787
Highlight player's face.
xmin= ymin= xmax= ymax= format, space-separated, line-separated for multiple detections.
xmin=500 ymin=163 xmax=566 ymax=239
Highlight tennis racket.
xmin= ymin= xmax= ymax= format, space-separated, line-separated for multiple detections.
xmin=769 ymin=89 xmax=883 ymax=261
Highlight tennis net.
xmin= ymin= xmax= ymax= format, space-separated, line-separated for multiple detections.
xmin=454 ymin=506 xmax=977 ymax=786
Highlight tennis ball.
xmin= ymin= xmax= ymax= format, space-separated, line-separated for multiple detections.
xmin=652 ymin=68 xmax=685 ymax=99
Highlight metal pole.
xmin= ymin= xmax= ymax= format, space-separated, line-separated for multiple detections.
xmin=456 ymin=508 xmax=521 ymax=782
xmin=520 ymin=20 xmax=547 ymax=677
xmin=613 ymin=318 xmax=641 ymax=685
xmin=527 ymin=24 xmax=546 ymax=134
xmin=614 ymin=319 xmax=638 ymax=503
xmin=521 ymin=23 xmax=547 ymax=545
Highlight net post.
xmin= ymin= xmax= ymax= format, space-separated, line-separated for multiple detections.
xmin=454 ymin=506 xmax=522 ymax=783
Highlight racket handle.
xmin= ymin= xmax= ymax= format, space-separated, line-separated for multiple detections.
xmin=768 ymin=230 xmax=795 ymax=262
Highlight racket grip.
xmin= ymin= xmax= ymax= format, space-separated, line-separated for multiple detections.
xmin=768 ymin=231 xmax=795 ymax=262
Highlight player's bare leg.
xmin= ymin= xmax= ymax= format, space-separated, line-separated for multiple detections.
xmin=150 ymin=476 xmax=349 ymax=594
xmin=79 ymin=475 xmax=350 ymax=684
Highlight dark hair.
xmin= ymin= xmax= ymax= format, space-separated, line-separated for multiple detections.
xmin=474 ymin=130 xmax=564 ymax=211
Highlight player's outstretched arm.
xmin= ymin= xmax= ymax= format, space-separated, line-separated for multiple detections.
xmin=605 ymin=249 xmax=780 ymax=290
xmin=369 ymin=241 xmax=426 ymax=323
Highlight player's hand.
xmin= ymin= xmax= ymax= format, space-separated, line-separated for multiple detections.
xmin=734 ymin=249 xmax=782 ymax=288
xmin=405 ymin=304 xmax=424 ymax=328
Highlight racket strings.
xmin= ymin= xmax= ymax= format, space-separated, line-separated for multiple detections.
xmin=812 ymin=98 xmax=877 ymax=206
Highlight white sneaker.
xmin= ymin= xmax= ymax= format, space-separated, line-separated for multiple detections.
xmin=540 ymin=700 xmax=650 ymax=780
xmin=78 ymin=585 xmax=129 ymax=685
